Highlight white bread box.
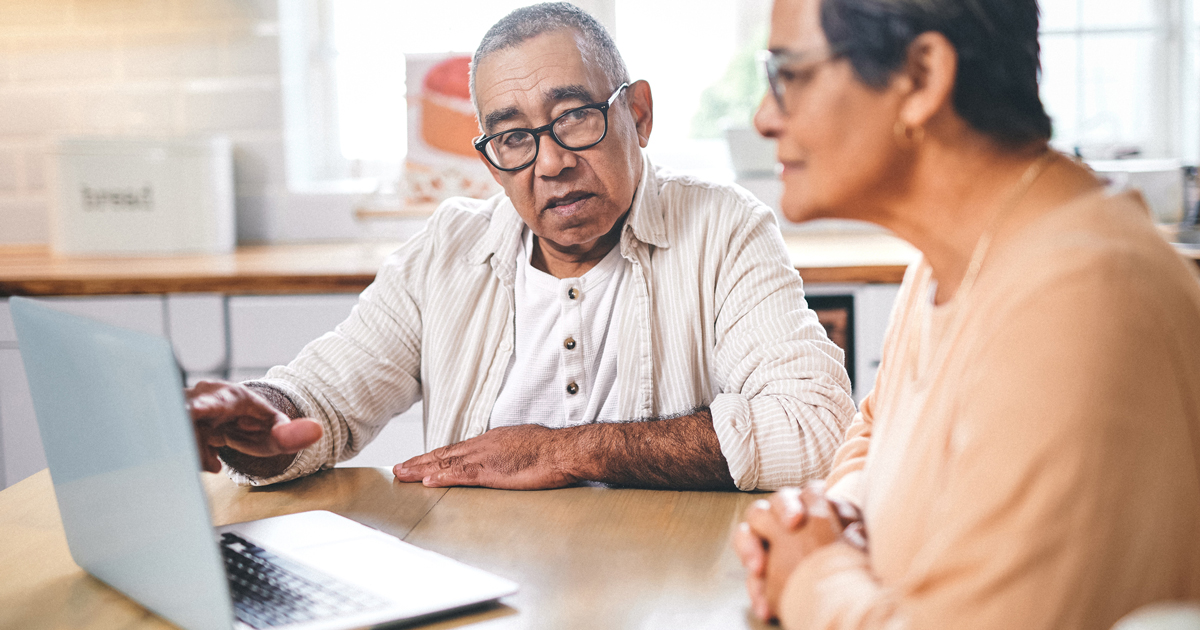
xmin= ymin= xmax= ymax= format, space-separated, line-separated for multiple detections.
xmin=51 ymin=137 xmax=235 ymax=255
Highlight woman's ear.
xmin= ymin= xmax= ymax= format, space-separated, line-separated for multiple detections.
xmin=627 ymin=79 xmax=654 ymax=148
xmin=895 ymin=31 xmax=958 ymax=131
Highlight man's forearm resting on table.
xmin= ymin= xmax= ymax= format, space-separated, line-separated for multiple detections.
xmin=217 ymin=383 xmax=302 ymax=479
xmin=569 ymin=408 xmax=737 ymax=490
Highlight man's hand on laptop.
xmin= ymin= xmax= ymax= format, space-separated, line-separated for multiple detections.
xmin=393 ymin=425 xmax=579 ymax=490
xmin=186 ymin=381 xmax=323 ymax=474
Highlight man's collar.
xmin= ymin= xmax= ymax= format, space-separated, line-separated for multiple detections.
xmin=466 ymin=195 xmax=524 ymax=284
xmin=621 ymin=151 xmax=670 ymax=250
xmin=466 ymin=150 xmax=671 ymax=274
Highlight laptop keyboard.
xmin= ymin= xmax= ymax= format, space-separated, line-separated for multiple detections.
xmin=221 ymin=532 xmax=388 ymax=629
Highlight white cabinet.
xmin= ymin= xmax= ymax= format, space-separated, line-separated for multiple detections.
xmin=227 ymin=294 xmax=360 ymax=379
xmin=0 ymin=348 xmax=33 ymax=489
xmin=34 ymin=295 xmax=167 ymax=335
xmin=166 ymin=293 xmax=228 ymax=382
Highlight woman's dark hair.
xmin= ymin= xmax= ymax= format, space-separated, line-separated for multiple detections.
xmin=821 ymin=0 xmax=1052 ymax=145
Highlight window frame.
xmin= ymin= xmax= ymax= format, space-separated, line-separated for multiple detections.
xmin=279 ymin=0 xmax=617 ymax=193
xmin=1038 ymin=0 xmax=1199 ymax=160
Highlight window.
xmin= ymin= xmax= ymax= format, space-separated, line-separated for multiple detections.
xmin=614 ymin=0 xmax=772 ymax=181
xmin=281 ymin=0 xmax=767 ymax=191
xmin=1038 ymin=0 xmax=1199 ymax=160
xmin=281 ymin=0 xmax=542 ymax=187
xmin=333 ymin=0 xmax=542 ymax=169
xmin=283 ymin=0 xmax=1197 ymax=196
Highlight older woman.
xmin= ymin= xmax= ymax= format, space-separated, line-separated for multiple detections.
xmin=734 ymin=0 xmax=1200 ymax=628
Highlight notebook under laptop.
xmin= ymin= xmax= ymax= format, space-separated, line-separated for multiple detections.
xmin=10 ymin=296 xmax=517 ymax=630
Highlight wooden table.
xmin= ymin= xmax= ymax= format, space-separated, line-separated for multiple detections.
xmin=0 ymin=468 xmax=767 ymax=630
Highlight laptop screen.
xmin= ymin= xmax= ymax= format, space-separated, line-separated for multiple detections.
xmin=11 ymin=296 xmax=236 ymax=630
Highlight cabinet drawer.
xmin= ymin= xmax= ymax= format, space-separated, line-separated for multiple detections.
xmin=3 ymin=296 xmax=165 ymax=341
xmin=0 ymin=301 xmax=15 ymax=345
xmin=228 ymin=294 xmax=360 ymax=369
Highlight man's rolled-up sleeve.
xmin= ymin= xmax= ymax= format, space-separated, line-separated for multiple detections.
xmin=708 ymin=212 xmax=856 ymax=491
xmin=227 ymin=235 xmax=430 ymax=486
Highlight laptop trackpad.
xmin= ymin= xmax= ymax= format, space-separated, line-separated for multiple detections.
xmin=222 ymin=511 xmax=515 ymax=610
xmin=305 ymin=537 xmax=463 ymax=590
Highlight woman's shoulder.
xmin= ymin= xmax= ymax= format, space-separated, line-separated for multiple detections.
xmin=960 ymin=187 xmax=1200 ymax=372
xmin=985 ymin=188 xmax=1197 ymax=302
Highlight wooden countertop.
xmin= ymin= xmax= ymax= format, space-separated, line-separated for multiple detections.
xmin=1 ymin=232 xmax=1195 ymax=297
xmin=0 ymin=242 xmax=396 ymax=296
xmin=0 ymin=233 xmax=921 ymax=296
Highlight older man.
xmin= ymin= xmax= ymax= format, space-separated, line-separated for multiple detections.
xmin=187 ymin=2 xmax=854 ymax=491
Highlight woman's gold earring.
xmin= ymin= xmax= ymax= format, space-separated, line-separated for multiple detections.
xmin=893 ymin=121 xmax=925 ymax=148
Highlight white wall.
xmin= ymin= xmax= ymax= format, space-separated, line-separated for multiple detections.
xmin=0 ymin=0 xmax=286 ymax=245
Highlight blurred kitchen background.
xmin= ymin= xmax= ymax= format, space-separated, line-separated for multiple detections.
xmin=2 ymin=0 xmax=1200 ymax=490
xmin=2 ymin=0 xmax=1198 ymax=247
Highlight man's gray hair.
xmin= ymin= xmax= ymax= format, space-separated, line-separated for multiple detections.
xmin=469 ymin=2 xmax=630 ymax=114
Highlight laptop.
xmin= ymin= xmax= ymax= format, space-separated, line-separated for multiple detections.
xmin=9 ymin=296 xmax=517 ymax=630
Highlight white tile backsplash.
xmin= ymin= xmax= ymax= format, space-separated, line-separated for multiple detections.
xmin=174 ymin=0 xmax=255 ymax=22
xmin=10 ymin=44 xmax=118 ymax=84
xmin=183 ymin=86 xmax=282 ymax=133
xmin=0 ymin=152 xmax=19 ymax=191
xmin=23 ymin=147 xmax=45 ymax=191
xmin=73 ymin=0 xmax=173 ymax=26
xmin=223 ymin=34 xmax=281 ymax=76
xmin=121 ymin=38 xmax=223 ymax=80
xmin=0 ymin=0 xmax=290 ymax=246
xmin=0 ymin=93 xmax=72 ymax=136
xmin=72 ymin=91 xmax=130 ymax=134
xmin=0 ymin=1 xmax=70 ymax=28
xmin=0 ymin=198 xmax=49 ymax=243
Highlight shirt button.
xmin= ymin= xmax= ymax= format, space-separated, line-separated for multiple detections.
xmin=566 ymin=382 xmax=579 ymax=395
xmin=564 ymin=337 xmax=576 ymax=350
xmin=567 ymin=287 xmax=579 ymax=300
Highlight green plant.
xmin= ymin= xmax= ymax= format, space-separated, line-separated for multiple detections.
xmin=691 ymin=32 xmax=768 ymax=138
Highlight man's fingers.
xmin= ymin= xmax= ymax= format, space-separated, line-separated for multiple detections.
xmin=392 ymin=464 xmax=424 ymax=482
xmin=271 ymin=418 xmax=322 ymax=452
xmin=199 ymin=446 xmax=222 ymax=473
xmin=424 ymin=462 xmax=484 ymax=488
xmin=185 ymin=380 xmax=315 ymax=474
xmin=194 ymin=423 xmax=223 ymax=473
xmin=187 ymin=382 xmax=279 ymax=424
xmin=393 ymin=440 xmax=479 ymax=482
xmin=393 ymin=449 xmax=450 ymax=481
xmin=395 ymin=427 xmax=570 ymax=490
xmin=219 ymin=417 xmax=318 ymax=458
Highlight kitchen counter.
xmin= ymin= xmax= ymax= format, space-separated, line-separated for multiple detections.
xmin=0 ymin=233 xmax=923 ymax=296
xmin=1 ymin=232 xmax=1195 ymax=297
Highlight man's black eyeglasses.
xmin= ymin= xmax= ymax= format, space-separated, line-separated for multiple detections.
xmin=473 ymin=83 xmax=630 ymax=172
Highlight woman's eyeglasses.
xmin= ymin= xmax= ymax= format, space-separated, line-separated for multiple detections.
xmin=759 ymin=46 xmax=846 ymax=114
